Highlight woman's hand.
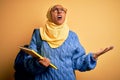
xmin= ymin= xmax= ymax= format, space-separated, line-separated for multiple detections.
xmin=38 ymin=58 xmax=50 ymax=67
xmin=93 ymin=46 xmax=114 ymax=60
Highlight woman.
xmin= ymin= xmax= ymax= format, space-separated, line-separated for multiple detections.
xmin=24 ymin=4 xmax=113 ymax=80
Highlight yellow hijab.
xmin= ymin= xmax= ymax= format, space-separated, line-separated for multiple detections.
xmin=40 ymin=5 xmax=69 ymax=48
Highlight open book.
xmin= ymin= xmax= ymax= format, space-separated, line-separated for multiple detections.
xmin=19 ymin=46 xmax=57 ymax=70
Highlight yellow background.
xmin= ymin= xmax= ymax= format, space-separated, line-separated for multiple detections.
xmin=0 ymin=0 xmax=120 ymax=80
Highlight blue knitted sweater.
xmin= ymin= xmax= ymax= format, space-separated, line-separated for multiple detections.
xmin=24 ymin=29 xmax=97 ymax=80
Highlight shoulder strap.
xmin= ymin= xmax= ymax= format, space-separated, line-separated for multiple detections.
xmin=34 ymin=29 xmax=42 ymax=51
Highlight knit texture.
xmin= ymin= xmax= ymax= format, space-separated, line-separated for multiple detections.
xmin=24 ymin=29 xmax=97 ymax=80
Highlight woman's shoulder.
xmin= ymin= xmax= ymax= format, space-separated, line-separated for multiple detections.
xmin=67 ymin=30 xmax=80 ymax=42
xmin=69 ymin=30 xmax=78 ymax=37
xmin=32 ymin=28 xmax=40 ymax=34
xmin=33 ymin=28 xmax=39 ymax=31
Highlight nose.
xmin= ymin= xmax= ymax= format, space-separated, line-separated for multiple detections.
xmin=57 ymin=9 xmax=63 ymax=14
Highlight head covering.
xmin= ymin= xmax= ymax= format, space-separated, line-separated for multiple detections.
xmin=40 ymin=5 xmax=69 ymax=48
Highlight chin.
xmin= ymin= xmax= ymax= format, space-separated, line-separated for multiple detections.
xmin=57 ymin=21 xmax=64 ymax=25
xmin=57 ymin=23 xmax=63 ymax=25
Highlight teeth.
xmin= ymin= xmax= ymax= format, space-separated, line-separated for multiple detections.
xmin=58 ymin=16 xmax=62 ymax=18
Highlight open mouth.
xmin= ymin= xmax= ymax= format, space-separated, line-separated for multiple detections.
xmin=57 ymin=15 xmax=62 ymax=19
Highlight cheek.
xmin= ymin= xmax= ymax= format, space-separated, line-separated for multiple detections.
xmin=51 ymin=15 xmax=56 ymax=22
xmin=63 ymin=15 xmax=66 ymax=21
xmin=51 ymin=13 xmax=56 ymax=18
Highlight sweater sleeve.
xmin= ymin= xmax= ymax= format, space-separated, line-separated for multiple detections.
xmin=24 ymin=29 xmax=48 ymax=75
xmin=72 ymin=32 xmax=97 ymax=71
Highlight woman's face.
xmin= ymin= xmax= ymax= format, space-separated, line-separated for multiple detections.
xmin=50 ymin=5 xmax=67 ymax=25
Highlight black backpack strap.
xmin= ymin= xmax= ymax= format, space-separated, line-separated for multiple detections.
xmin=34 ymin=29 xmax=43 ymax=52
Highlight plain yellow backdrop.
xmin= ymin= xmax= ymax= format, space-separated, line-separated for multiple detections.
xmin=0 ymin=0 xmax=120 ymax=80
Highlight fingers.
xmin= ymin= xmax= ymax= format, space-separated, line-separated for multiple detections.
xmin=103 ymin=46 xmax=114 ymax=53
xmin=39 ymin=58 xmax=50 ymax=67
xmin=108 ymin=46 xmax=114 ymax=50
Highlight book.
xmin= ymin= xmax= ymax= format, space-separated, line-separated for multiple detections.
xmin=19 ymin=46 xmax=58 ymax=70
